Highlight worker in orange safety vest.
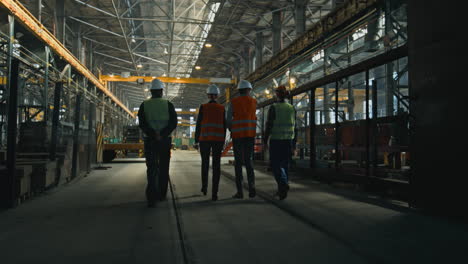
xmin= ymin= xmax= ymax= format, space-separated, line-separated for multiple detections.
xmin=194 ymin=84 xmax=226 ymax=201
xmin=226 ymin=80 xmax=257 ymax=199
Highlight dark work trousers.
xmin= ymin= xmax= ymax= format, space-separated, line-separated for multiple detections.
xmin=144 ymin=137 xmax=171 ymax=202
xmin=199 ymin=141 xmax=224 ymax=195
xmin=232 ymin=137 xmax=255 ymax=193
xmin=269 ymin=139 xmax=292 ymax=189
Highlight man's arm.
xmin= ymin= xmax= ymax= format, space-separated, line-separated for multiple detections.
xmin=194 ymin=105 xmax=203 ymax=143
xmin=226 ymin=103 xmax=233 ymax=131
xmin=138 ymin=102 xmax=155 ymax=138
xmin=293 ymin=108 xmax=298 ymax=149
xmin=160 ymin=101 xmax=178 ymax=137
xmin=264 ymin=105 xmax=275 ymax=143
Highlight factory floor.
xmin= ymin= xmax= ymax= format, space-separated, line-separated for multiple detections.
xmin=0 ymin=150 xmax=467 ymax=264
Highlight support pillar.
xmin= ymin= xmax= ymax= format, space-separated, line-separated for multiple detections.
xmin=255 ymin=31 xmax=263 ymax=68
xmin=71 ymin=91 xmax=82 ymax=179
xmin=335 ymin=82 xmax=340 ymax=169
xmin=3 ymin=15 xmax=19 ymax=208
xmin=43 ymin=46 xmax=50 ymax=121
xmin=4 ymin=60 xmax=20 ymax=207
xmin=50 ymin=82 xmax=62 ymax=161
xmin=295 ymin=0 xmax=306 ymax=37
xmin=309 ymin=89 xmax=316 ymax=169
xmin=87 ymin=84 xmax=95 ymax=173
xmin=54 ymin=0 xmax=66 ymax=43
xmin=371 ymin=80 xmax=378 ymax=171
xmin=408 ymin=1 xmax=464 ymax=215
xmin=272 ymin=11 xmax=282 ymax=55
xmin=365 ymin=70 xmax=370 ymax=177
xmin=347 ymin=81 xmax=354 ymax=120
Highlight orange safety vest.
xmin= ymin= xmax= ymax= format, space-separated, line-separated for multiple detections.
xmin=199 ymin=103 xmax=225 ymax=142
xmin=231 ymin=96 xmax=257 ymax=138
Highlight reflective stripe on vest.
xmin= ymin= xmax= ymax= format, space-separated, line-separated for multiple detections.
xmin=200 ymin=103 xmax=225 ymax=141
xmin=143 ymin=98 xmax=169 ymax=133
xmin=271 ymin=102 xmax=295 ymax=140
xmin=231 ymin=96 xmax=257 ymax=138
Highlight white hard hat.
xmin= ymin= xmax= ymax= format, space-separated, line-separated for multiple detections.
xmin=237 ymin=80 xmax=252 ymax=89
xmin=150 ymin=78 xmax=165 ymax=90
xmin=206 ymin=84 xmax=220 ymax=95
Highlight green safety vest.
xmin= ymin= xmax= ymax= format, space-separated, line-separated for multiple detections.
xmin=143 ymin=98 xmax=169 ymax=133
xmin=271 ymin=102 xmax=295 ymax=140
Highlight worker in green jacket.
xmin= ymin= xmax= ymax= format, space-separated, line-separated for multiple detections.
xmin=264 ymin=85 xmax=297 ymax=200
xmin=138 ymin=79 xmax=177 ymax=207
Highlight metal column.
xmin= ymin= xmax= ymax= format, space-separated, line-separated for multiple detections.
xmin=38 ymin=0 xmax=42 ymax=23
xmin=43 ymin=46 xmax=50 ymax=121
xmin=255 ymin=31 xmax=263 ymax=68
xmin=5 ymin=62 xmax=20 ymax=207
xmin=295 ymin=0 xmax=306 ymax=36
xmin=54 ymin=0 xmax=66 ymax=43
xmin=87 ymin=84 xmax=95 ymax=173
xmin=335 ymin=81 xmax=340 ymax=169
xmin=49 ymin=82 xmax=62 ymax=161
xmin=272 ymin=11 xmax=282 ymax=55
xmin=365 ymin=70 xmax=370 ymax=177
xmin=323 ymin=85 xmax=330 ymax=124
xmin=347 ymin=81 xmax=354 ymax=120
xmin=4 ymin=15 xmax=19 ymax=208
xmin=309 ymin=89 xmax=316 ymax=168
xmin=385 ymin=0 xmax=395 ymax=116
xmin=71 ymin=90 xmax=82 ymax=179
xmin=371 ymin=80 xmax=378 ymax=171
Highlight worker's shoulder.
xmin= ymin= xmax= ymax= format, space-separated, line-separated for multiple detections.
xmin=232 ymin=95 xmax=256 ymax=102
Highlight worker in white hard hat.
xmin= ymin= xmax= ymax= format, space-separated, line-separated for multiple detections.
xmin=138 ymin=78 xmax=178 ymax=207
xmin=194 ymin=84 xmax=226 ymax=201
xmin=226 ymin=79 xmax=257 ymax=199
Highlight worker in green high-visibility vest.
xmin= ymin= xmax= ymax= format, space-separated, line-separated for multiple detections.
xmin=264 ymin=85 xmax=297 ymax=200
xmin=138 ymin=79 xmax=178 ymax=207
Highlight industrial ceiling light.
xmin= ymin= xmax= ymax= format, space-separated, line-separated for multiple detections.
xmin=137 ymin=64 xmax=143 ymax=68
xmin=195 ymin=66 xmax=201 ymax=70
xmin=205 ymin=43 xmax=212 ymax=48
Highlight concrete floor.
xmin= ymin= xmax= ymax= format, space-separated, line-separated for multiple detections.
xmin=1 ymin=150 xmax=467 ymax=264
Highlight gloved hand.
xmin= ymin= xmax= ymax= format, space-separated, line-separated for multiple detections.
xmin=193 ymin=143 xmax=199 ymax=150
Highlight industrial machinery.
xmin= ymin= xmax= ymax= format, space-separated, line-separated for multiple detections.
xmin=102 ymin=125 xmax=144 ymax=162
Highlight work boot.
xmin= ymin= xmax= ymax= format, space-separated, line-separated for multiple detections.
xmin=232 ymin=192 xmax=244 ymax=199
xmin=147 ymin=200 xmax=156 ymax=208
xmin=212 ymin=194 xmax=218 ymax=201
xmin=249 ymin=188 xmax=256 ymax=198
xmin=278 ymin=184 xmax=289 ymax=200
xmin=201 ymin=187 xmax=207 ymax=196
xmin=278 ymin=191 xmax=287 ymax=200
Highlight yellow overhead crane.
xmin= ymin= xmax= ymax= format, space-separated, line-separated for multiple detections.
xmin=99 ymin=74 xmax=234 ymax=85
